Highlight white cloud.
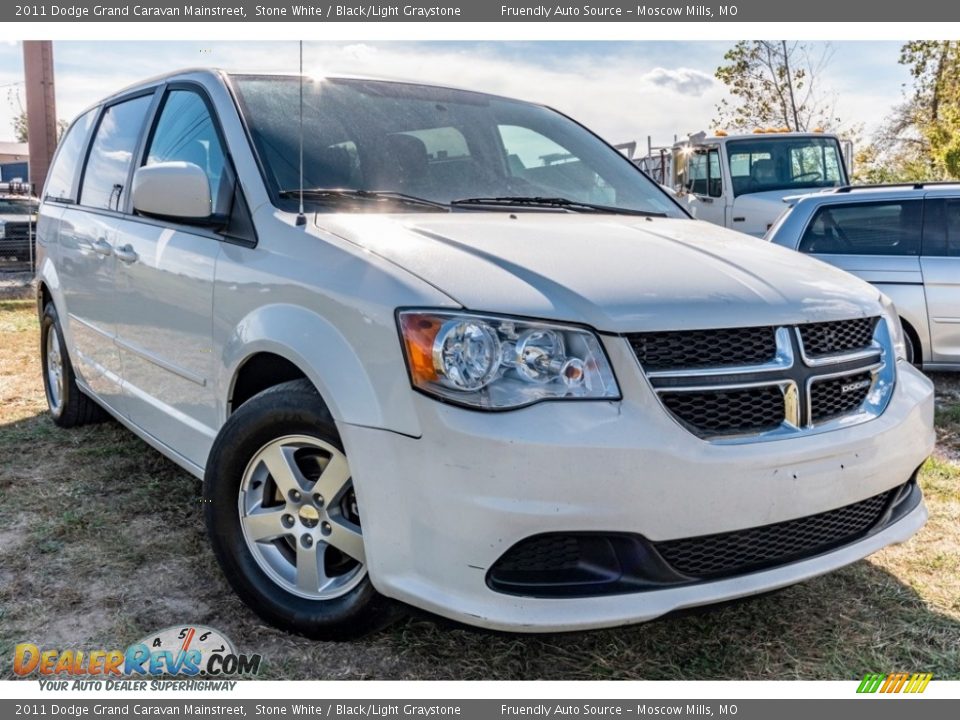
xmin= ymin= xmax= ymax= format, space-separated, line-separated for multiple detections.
xmin=640 ymin=67 xmax=716 ymax=96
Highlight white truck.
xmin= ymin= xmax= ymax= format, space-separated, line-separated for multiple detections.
xmin=635 ymin=131 xmax=853 ymax=237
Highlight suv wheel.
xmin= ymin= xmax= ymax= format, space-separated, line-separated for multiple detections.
xmin=204 ymin=378 xmax=398 ymax=640
xmin=40 ymin=302 xmax=107 ymax=427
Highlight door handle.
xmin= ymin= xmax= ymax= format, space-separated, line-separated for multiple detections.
xmin=113 ymin=244 xmax=138 ymax=264
xmin=92 ymin=237 xmax=112 ymax=256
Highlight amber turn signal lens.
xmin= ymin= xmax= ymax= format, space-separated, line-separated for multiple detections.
xmin=400 ymin=314 xmax=442 ymax=384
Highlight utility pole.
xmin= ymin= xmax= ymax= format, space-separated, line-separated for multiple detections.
xmin=23 ymin=41 xmax=57 ymax=195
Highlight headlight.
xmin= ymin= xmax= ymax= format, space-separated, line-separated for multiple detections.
xmin=878 ymin=293 xmax=907 ymax=362
xmin=398 ymin=310 xmax=620 ymax=409
xmin=0 ymin=220 xmax=6 ymax=239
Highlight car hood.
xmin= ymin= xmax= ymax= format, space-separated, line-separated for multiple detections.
xmin=314 ymin=213 xmax=881 ymax=333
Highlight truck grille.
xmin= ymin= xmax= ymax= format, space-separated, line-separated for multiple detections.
xmin=630 ymin=317 xmax=892 ymax=441
xmin=654 ymin=485 xmax=895 ymax=578
xmin=2 ymin=221 xmax=31 ymax=240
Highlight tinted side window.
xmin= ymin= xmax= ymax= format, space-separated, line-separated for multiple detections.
xmin=144 ymin=89 xmax=227 ymax=213
xmin=80 ymin=94 xmax=153 ymax=211
xmin=922 ymin=198 xmax=960 ymax=257
xmin=798 ymin=200 xmax=922 ymax=256
xmin=44 ymin=109 xmax=96 ymax=202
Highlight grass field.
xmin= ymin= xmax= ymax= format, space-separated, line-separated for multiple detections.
xmin=1 ymin=295 xmax=958 ymax=680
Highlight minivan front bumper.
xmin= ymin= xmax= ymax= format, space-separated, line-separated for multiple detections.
xmin=340 ymin=356 xmax=934 ymax=632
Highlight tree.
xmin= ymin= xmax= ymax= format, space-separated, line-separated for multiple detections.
xmin=856 ymin=41 xmax=960 ymax=182
xmin=8 ymin=88 xmax=69 ymax=143
xmin=713 ymin=41 xmax=839 ymax=132
xmin=900 ymin=41 xmax=960 ymax=178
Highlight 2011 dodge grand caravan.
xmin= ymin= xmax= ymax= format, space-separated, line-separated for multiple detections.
xmin=35 ymin=69 xmax=935 ymax=639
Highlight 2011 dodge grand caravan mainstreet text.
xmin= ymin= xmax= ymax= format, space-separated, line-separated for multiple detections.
xmin=34 ymin=69 xmax=934 ymax=639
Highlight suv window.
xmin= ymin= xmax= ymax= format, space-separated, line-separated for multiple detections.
xmin=80 ymin=94 xmax=153 ymax=211
xmin=922 ymin=198 xmax=960 ymax=256
xmin=144 ymin=89 xmax=227 ymax=214
xmin=45 ymin=108 xmax=96 ymax=203
xmin=798 ymin=200 xmax=922 ymax=256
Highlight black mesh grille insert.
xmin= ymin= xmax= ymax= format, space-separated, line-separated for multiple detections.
xmin=494 ymin=536 xmax=581 ymax=573
xmin=660 ymin=386 xmax=784 ymax=437
xmin=654 ymin=488 xmax=893 ymax=578
xmin=628 ymin=326 xmax=777 ymax=370
xmin=810 ymin=372 xmax=873 ymax=423
xmin=799 ymin=317 xmax=877 ymax=357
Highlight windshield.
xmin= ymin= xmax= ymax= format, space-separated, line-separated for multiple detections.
xmin=0 ymin=198 xmax=37 ymax=215
xmin=230 ymin=75 xmax=683 ymax=216
xmin=726 ymin=137 xmax=846 ymax=197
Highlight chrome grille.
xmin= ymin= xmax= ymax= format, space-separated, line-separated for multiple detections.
xmin=628 ymin=326 xmax=776 ymax=370
xmin=661 ymin=386 xmax=784 ymax=437
xmin=799 ymin=317 xmax=876 ymax=358
xmin=632 ymin=317 xmax=892 ymax=442
xmin=810 ymin=371 xmax=874 ymax=423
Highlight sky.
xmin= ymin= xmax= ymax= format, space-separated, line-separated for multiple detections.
xmin=0 ymin=40 xmax=912 ymax=149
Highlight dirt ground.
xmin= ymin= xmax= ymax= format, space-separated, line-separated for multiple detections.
xmin=1 ymin=292 xmax=958 ymax=680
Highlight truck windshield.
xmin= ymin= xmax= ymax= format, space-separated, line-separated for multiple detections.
xmin=230 ymin=74 xmax=683 ymax=216
xmin=726 ymin=137 xmax=846 ymax=197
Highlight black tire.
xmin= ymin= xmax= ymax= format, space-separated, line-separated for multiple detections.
xmin=903 ymin=326 xmax=920 ymax=368
xmin=204 ymin=378 xmax=400 ymax=640
xmin=40 ymin=302 xmax=107 ymax=427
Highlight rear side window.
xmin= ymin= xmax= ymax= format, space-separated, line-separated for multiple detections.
xmin=144 ymin=89 xmax=227 ymax=214
xmin=44 ymin=108 xmax=96 ymax=202
xmin=921 ymin=198 xmax=960 ymax=256
xmin=798 ymin=200 xmax=922 ymax=256
xmin=80 ymin=94 xmax=153 ymax=211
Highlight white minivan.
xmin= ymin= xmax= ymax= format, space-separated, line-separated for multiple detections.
xmin=35 ymin=69 xmax=934 ymax=639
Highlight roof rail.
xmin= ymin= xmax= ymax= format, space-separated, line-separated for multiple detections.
xmin=830 ymin=181 xmax=960 ymax=193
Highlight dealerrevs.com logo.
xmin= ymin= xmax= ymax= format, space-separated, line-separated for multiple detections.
xmin=14 ymin=625 xmax=262 ymax=690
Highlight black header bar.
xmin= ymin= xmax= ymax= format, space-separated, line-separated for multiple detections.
xmin=5 ymin=0 xmax=959 ymax=22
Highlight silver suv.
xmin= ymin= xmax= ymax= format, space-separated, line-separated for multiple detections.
xmin=767 ymin=183 xmax=960 ymax=369
xmin=35 ymin=70 xmax=933 ymax=639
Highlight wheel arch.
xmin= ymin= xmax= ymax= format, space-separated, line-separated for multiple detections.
xmin=219 ymin=303 xmax=421 ymax=437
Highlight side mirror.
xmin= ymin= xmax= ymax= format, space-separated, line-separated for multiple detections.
xmin=132 ymin=162 xmax=212 ymax=222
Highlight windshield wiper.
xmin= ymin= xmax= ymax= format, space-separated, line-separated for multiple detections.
xmin=278 ymin=188 xmax=449 ymax=212
xmin=450 ymin=196 xmax=667 ymax=217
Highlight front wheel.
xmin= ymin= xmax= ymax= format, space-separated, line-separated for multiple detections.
xmin=203 ymin=379 xmax=399 ymax=640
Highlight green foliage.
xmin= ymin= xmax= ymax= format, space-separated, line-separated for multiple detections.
xmin=714 ymin=41 xmax=838 ymax=132
xmin=901 ymin=41 xmax=960 ymax=178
